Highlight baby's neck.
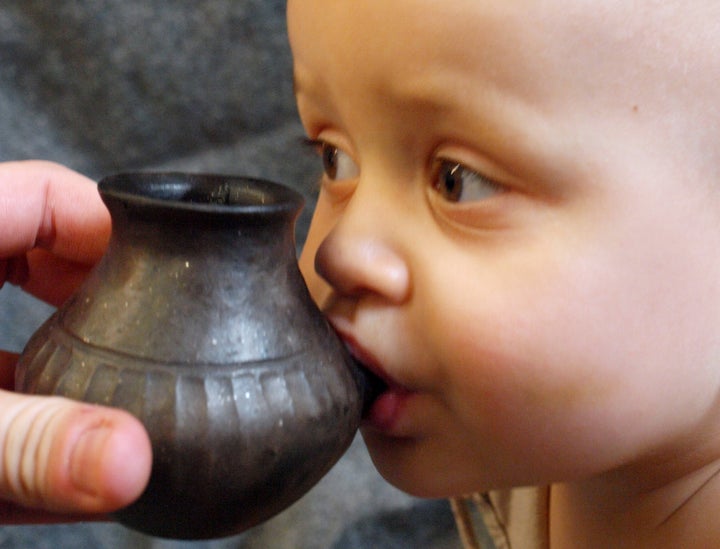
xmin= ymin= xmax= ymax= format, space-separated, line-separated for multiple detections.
xmin=549 ymin=460 xmax=720 ymax=548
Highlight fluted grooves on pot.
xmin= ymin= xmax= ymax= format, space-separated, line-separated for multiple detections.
xmin=19 ymin=314 xmax=349 ymax=425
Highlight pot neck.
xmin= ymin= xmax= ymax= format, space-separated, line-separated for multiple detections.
xmin=98 ymin=172 xmax=304 ymax=255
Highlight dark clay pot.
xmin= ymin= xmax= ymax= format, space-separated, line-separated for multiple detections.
xmin=15 ymin=173 xmax=377 ymax=539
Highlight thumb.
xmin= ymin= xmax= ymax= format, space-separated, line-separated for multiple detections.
xmin=0 ymin=390 xmax=152 ymax=515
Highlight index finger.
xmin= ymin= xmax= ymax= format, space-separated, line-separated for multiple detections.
xmin=0 ymin=161 xmax=111 ymax=304
xmin=0 ymin=161 xmax=110 ymax=264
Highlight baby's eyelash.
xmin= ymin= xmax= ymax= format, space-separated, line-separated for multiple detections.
xmin=300 ymin=137 xmax=325 ymax=154
xmin=299 ymin=138 xmax=329 ymax=191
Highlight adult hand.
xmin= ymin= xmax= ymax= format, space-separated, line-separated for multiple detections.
xmin=0 ymin=161 xmax=151 ymax=523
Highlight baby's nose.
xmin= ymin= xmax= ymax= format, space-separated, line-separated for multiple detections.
xmin=314 ymin=227 xmax=410 ymax=304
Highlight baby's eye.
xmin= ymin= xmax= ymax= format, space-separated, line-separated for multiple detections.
xmin=432 ymin=160 xmax=503 ymax=203
xmin=313 ymin=141 xmax=359 ymax=181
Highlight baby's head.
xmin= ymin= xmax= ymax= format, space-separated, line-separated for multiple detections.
xmin=288 ymin=0 xmax=720 ymax=497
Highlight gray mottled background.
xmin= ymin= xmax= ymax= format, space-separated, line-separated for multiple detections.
xmin=0 ymin=2 xmax=460 ymax=548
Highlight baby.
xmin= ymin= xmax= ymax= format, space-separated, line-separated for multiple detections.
xmin=288 ymin=1 xmax=720 ymax=547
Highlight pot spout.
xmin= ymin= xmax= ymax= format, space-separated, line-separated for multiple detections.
xmin=351 ymin=359 xmax=387 ymax=418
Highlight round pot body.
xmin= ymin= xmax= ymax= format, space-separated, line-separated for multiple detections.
xmin=15 ymin=173 xmax=363 ymax=539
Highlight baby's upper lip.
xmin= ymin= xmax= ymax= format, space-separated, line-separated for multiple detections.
xmin=331 ymin=325 xmax=406 ymax=391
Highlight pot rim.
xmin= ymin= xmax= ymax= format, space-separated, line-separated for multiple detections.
xmin=98 ymin=172 xmax=304 ymax=216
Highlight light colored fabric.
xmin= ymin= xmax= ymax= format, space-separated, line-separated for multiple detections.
xmin=482 ymin=487 xmax=550 ymax=549
xmin=452 ymin=487 xmax=550 ymax=549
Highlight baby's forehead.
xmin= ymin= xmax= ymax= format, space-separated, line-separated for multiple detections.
xmin=293 ymin=0 xmax=711 ymax=87
xmin=291 ymin=0 xmax=715 ymax=66
xmin=290 ymin=0 xmax=719 ymax=143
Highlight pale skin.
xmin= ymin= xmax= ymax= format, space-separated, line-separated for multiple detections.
xmin=0 ymin=161 xmax=151 ymax=522
xmin=289 ymin=0 xmax=720 ymax=547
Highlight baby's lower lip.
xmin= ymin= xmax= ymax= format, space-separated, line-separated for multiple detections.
xmin=363 ymin=385 xmax=412 ymax=431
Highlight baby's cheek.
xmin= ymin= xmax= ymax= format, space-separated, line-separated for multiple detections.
xmin=298 ymin=208 xmax=333 ymax=303
xmin=436 ymin=301 xmax=591 ymax=426
xmin=298 ymin=246 xmax=320 ymax=290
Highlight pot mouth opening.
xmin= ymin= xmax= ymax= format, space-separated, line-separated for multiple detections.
xmin=98 ymin=172 xmax=303 ymax=215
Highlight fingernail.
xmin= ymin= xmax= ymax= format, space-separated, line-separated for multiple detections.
xmin=70 ymin=424 xmax=112 ymax=496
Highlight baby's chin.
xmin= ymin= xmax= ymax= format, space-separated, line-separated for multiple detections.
xmin=358 ymin=430 xmax=477 ymax=498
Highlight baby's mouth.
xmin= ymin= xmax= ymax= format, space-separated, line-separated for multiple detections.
xmin=330 ymin=326 xmax=414 ymax=425
xmin=342 ymin=343 xmax=416 ymax=432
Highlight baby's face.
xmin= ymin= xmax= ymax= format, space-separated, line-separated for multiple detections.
xmin=289 ymin=0 xmax=720 ymax=496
